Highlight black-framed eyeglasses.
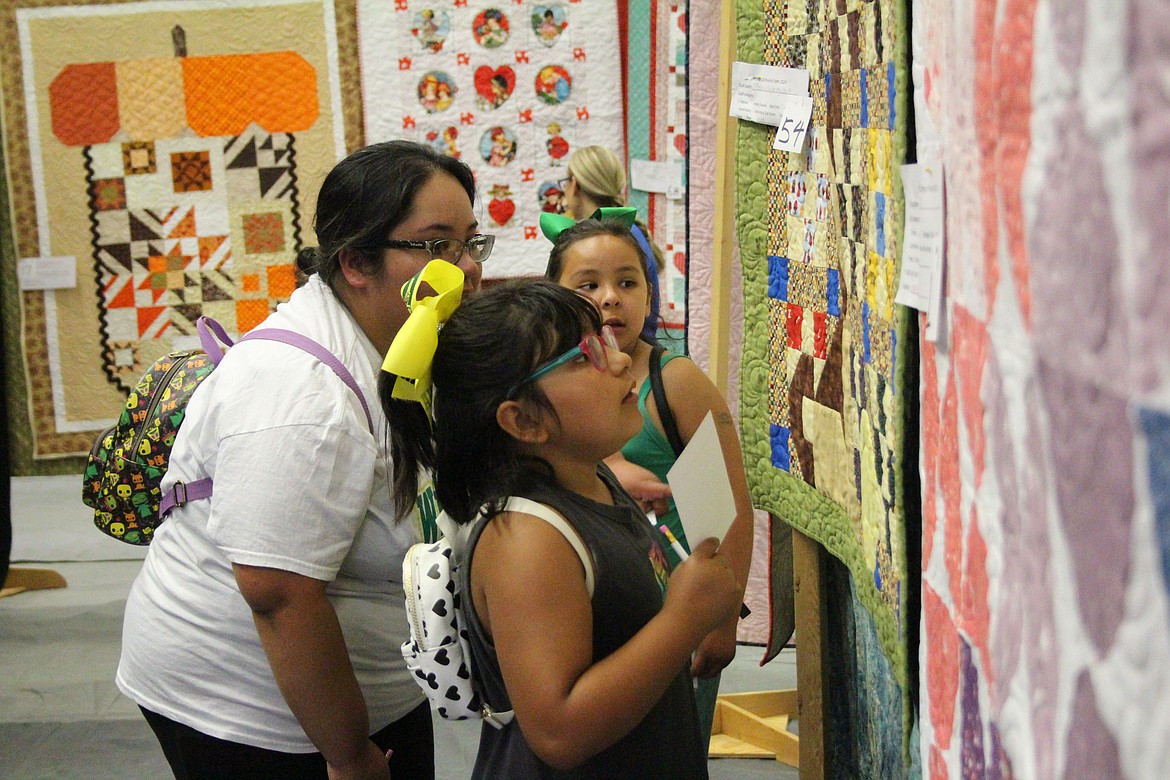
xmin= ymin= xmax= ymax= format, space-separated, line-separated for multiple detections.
xmin=557 ymin=177 xmax=572 ymax=191
xmin=380 ymin=234 xmax=496 ymax=265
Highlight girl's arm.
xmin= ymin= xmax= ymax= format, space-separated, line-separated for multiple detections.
xmin=472 ymin=513 xmax=737 ymax=770
xmin=234 ymin=564 xmax=390 ymax=780
xmin=655 ymin=357 xmax=756 ymax=677
xmin=602 ymin=452 xmax=672 ymax=515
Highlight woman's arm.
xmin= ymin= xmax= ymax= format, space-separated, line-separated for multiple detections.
xmin=654 ymin=358 xmax=756 ymax=677
xmin=472 ymin=513 xmax=738 ymax=770
xmin=234 ymin=564 xmax=390 ymax=780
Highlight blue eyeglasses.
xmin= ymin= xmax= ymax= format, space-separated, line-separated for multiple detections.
xmin=508 ymin=325 xmax=621 ymax=397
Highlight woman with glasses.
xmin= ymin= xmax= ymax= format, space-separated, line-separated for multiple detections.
xmin=560 ymin=145 xmax=665 ymax=342
xmin=117 ymin=140 xmax=491 ymax=780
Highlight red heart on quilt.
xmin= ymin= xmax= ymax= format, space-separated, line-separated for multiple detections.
xmin=474 ymin=66 xmax=516 ymax=107
xmin=488 ymin=198 xmax=515 ymax=226
xmin=673 ymin=252 xmax=686 ymax=273
xmin=674 ymin=134 xmax=687 ymax=156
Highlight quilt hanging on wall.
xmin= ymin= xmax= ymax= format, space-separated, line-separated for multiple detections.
xmin=916 ymin=0 xmax=1170 ymax=777
xmin=357 ymin=0 xmax=624 ymax=277
xmin=625 ymin=0 xmax=687 ymax=337
xmin=734 ymin=0 xmax=912 ymax=748
xmin=0 ymin=0 xmax=356 ymax=458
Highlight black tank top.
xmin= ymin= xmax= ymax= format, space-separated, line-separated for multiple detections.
xmin=459 ymin=467 xmax=707 ymax=779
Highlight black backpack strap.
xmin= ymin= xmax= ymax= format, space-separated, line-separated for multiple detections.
xmin=649 ymin=345 xmax=685 ymax=457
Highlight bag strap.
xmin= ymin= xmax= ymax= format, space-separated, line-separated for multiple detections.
xmin=239 ymin=328 xmax=374 ymax=434
xmin=160 ymin=325 xmax=374 ymax=516
xmin=648 ymin=345 xmax=685 ymax=457
xmin=196 ymin=316 xmax=235 ymax=366
xmin=503 ymin=497 xmax=595 ymax=598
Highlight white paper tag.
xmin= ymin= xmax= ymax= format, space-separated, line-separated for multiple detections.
xmin=895 ymin=161 xmax=946 ymax=339
xmin=729 ymin=62 xmax=810 ymax=126
xmin=769 ymin=95 xmax=815 ymax=153
xmin=630 ymin=159 xmax=684 ymax=194
xmin=17 ymin=256 xmax=76 ymax=290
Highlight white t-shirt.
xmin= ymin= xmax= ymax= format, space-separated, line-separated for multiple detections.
xmin=117 ymin=276 xmax=428 ymax=753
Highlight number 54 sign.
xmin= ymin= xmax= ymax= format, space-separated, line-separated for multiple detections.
xmin=771 ymin=95 xmax=814 ymax=153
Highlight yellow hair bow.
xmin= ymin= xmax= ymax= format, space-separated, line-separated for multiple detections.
xmin=381 ymin=259 xmax=465 ymax=417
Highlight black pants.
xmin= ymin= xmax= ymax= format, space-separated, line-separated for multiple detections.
xmin=141 ymin=701 xmax=434 ymax=780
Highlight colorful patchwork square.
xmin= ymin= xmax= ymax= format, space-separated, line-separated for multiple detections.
xmin=242 ymin=212 xmax=286 ymax=254
xmin=873 ymin=191 xmax=887 ymax=256
xmin=769 ymin=255 xmax=790 ymax=301
xmin=109 ymin=340 xmax=137 ymax=369
xmin=770 ymin=424 xmax=792 ymax=472
xmin=867 ymin=129 xmax=892 ymax=193
xmin=236 ymin=298 xmax=271 ymax=332
xmin=91 ymin=178 xmax=126 ymax=211
xmin=841 ymin=70 xmax=862 ymax=129
xmin=242 ymin=273 xmax=261 ymax=293
xmin=859 ymin=68 xmax=870 ymax=127
xmin=860 ymin=0 xmax=879 ymax=68
xmin=267 ymin=264 xmax=298 ymax=299
xmin=786 ymin=301 xmax=804 ymax=349
xmin=171 ymin=151 xmax=213 ymax=193
xmin=122 ymin=141 xmax=156 ymax=175
xmin=786 ymin=171 xmax=807 ymax=216
xmin=827 ymin=267 xmax=841 ymax=316
xmin=867 ymin=61 xmax=890 ymax=129
xmin=816 ymin=174 xmax=831 ymax=221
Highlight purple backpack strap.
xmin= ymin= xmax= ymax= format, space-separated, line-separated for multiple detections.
xmin=196 ymin=316 xmax=235 ymax=366
xmin=160 ymin=326 xmax=375 ymax=517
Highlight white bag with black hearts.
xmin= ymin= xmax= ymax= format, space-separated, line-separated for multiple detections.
xmin=400 ymin=497 xmax=594 ymax=728
xmin=401 ymin=533 xmax=513 ymax=727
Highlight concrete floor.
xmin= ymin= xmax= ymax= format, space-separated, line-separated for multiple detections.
xmin=2 ymin=476 xmax=799 ymax=779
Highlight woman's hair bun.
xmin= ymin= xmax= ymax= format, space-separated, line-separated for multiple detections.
xmin=295 ymin=247 xmax=321 ymax=276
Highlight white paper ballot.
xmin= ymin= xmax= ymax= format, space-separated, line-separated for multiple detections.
xmin=666 ymin=412 xmax=737 ymax=546
xmin=17 ymin=256 xmax=76 ymax=290
xmin=729 ymin=62 xmax=810 ymax=127
xmin=630 ymin=159 xmax=684 ymax=195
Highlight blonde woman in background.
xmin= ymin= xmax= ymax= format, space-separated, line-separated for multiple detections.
xmin=560 ymin=145 xmax=665 ymax=342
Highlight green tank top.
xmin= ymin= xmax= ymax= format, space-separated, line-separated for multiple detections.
xmin=620 ymin=349 xmax=689 ymax=567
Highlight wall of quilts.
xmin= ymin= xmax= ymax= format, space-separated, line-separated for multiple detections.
xmin=728 ymin=0 xmax=1170 ymax=777
xmin=0 ymin=0 xmax=688 ymax=472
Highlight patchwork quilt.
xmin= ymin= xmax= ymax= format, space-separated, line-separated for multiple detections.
xmin=0 ymin=0 xmax=356 ymax=458
xmin=734 ymin=0 xmax=912 ymax=753
xmin=916 ymin=0 xmax=1170 ymax=777
xmin=357 ymin=0 xmax=625 ymax=278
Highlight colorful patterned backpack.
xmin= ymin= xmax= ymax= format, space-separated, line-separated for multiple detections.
xmin=82 ymin=317 xmax=371 ymax=545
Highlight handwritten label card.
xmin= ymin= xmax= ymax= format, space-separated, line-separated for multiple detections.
xmin=729 ymin=62 xmax=810 ymax=127
xmin=895 ymin=161 xmax=946 ymax=339
xmin=17 ymin=256 xmax=76 ymax=290
xmin=769 ymin=95 xmax=814 ymax=153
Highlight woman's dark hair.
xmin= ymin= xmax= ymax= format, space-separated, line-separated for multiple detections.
xmin=295 ymin=140 xmax=475 ymax=288
xmin=383 ymin=281 xmax=602 ymax=525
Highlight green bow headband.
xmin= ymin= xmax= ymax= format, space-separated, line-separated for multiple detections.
xmin=538 ymin=206 xmax=638 ymax=243
xmin=381 ymin=259 xmax=465 ymax=418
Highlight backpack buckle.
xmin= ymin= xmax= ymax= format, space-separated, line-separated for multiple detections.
xmin=171 ymin=482 xmax=189 ymax=507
